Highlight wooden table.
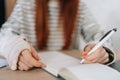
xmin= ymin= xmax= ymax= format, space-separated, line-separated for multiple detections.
xmin=0 ymin=50 xmax=120 ymax=80
xmin=0 ymin=50 xmax=81 ymax=80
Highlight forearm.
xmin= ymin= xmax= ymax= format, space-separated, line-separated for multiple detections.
xmin=0 ymin=34 xmax=30 ymax=70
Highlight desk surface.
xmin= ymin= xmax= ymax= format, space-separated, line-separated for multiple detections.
xmin=0 ymin=50 xmax=120 ymax=80
xmin=0 ymin=50 xmax=81 ymax=80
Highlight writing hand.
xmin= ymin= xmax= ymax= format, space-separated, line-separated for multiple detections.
xmin=81 ymin=44 xmax=109 ymax=64
xmin=17 ymin=45 xmax=46 ymax=71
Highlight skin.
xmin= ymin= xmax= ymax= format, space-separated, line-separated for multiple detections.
xmin=17 ymin=44 xmax=46 ymax=71
xmin=17 ymin=43 xmax=109 ymax=71
xmin=82 ymin=44 xmax=109 ymax=64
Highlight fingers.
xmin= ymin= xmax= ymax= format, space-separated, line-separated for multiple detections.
xmin=22 ymin=50 xmax=46 ymax=67
xmin=97 ymin=53 xmax=109 ymax=64
xmin=81 ymin=44 xmax=95 ymax=59
xmin=81 ymin=52 xmax=87 ymax=58
xmin=30 ymin=44 xmax=40 ymax=60
xmin=19 ymin=54 xmax=33 ymax=68
xmin=18 ymin=50 xmax=46 ymax=71
xmin=84 ymin=44 xmax=95 ymax=53
xmin=82 ymin=44 xmax=109 ymax=64
xmin=18 ymin=61 xmax=30 ymax=71
xmin=86 ymin=46 xmax=104 ymax=61
xmin=87 ymin=47 xmax=106 ymax=62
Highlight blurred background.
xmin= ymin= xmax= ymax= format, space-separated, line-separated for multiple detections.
xmin=0 ymin=0 xmax=5 ymax=28
xmin=83 ymin=0 xmax=120 ymax=51
xmin=0 ymin=0 xmax=16 ymax=28
xmin=0 ymin=0 xmax=120 ymax=51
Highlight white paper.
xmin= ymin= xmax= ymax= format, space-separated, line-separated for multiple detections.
xmin=38 ymin=51 xmax=120 ymax=80
xmin=59 ymin=63 xmax=120 ymax=80
xmin=38 ymin=51 xmax=80 ymax=76
xmin=0 ymin=59 xmax=8 ymax=67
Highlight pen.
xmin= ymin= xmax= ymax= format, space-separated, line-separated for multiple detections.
xmin=80 ymin=28 xmax=117 ymax=64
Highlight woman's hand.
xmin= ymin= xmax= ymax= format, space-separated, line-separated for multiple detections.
xmin=81 ymin=44 xmax=109 ymax=64
xmin=17 ymin=45 xmax=46 ymax=71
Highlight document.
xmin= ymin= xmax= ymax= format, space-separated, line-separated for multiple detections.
xmin=38 ymin=51 xmax=120 ymax=80
xmin=0 ymin=59 xmax=8 ymax=68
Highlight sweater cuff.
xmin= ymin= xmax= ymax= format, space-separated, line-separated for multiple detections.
xmin=103 ymin=47 xmax=115 ymax=65
xmin=0 ymin=35 xmax=30 ymax=70
xmin=85 ymin=41 xmax=115 ymax=65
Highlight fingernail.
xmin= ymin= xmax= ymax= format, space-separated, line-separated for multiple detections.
xmin=43 ymin=65 xmax=46 ymax=68
xmin=41 ymin=64 xmax=46 ymax=68
xmin=82 ymin=52 xmax=87 ymax=58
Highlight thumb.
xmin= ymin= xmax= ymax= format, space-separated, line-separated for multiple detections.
xmin=84 ymin=44 xmax=95 ymax=53
xmin=30 ymin=44 xmax=40 ymax=60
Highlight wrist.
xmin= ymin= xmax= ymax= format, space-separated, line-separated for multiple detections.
xmin=103 ymin=46 xmax=114 ymax=65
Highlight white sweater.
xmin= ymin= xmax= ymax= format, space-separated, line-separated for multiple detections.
xmin=0 ymin=0 xmax=115 ymax=70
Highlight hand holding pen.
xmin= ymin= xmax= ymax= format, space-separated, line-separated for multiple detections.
xmin=80 ymin=28 xmax=117 ymax=64
xmin=81 ymin=44 xmax=109 ymax=64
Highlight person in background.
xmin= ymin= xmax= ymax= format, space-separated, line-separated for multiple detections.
xmin=0 ymin=0 xmax=5 ymax=28
xmin=0 ymin=0 xmax=115 ymax=71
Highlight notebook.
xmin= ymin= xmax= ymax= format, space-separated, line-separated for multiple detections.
xmin=38 ymin=51 xmax=120 ymax=80
xmin=0 ymin=59 xmax=8 ymax=68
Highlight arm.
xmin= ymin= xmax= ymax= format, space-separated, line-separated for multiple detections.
xmin=0 ymin=0 xmax=30 ymax=70
xmin=79 ymin=1 xmax=115 ymax=65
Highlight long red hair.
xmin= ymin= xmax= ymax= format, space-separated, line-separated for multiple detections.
xmin=35 ymin=0 xmax=79 ymax=49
